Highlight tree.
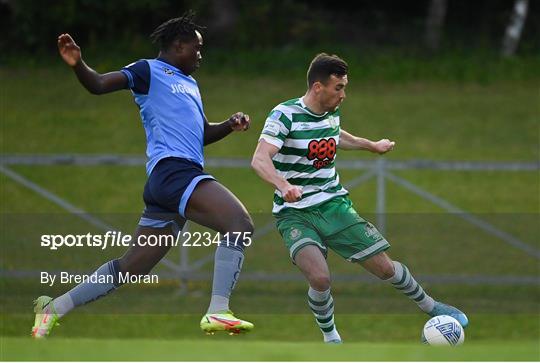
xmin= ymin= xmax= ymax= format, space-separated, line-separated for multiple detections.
xmin=501 ymin=0 xmax=529 ymax=57
xmin=210 ymin=0 xmax=238 ymax=37
xmin=425 ymin=0 xmax=448 ymax=52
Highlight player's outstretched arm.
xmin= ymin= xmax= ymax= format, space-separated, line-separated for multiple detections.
xmin=203 ymin=112 xmax=250 ymax=146
xmin=251 ymin=140 xmax=302 ymax=202
xmin=58 ymin=33 xmax=127 ymax=95
xmin=339 ymin=129 xmax=395 ymax=154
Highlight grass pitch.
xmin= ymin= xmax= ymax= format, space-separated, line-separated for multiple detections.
xmin=1 ymin=66 xmax=538 ymax=361
xmin=2 ymin=337 xmax=539 ymax=361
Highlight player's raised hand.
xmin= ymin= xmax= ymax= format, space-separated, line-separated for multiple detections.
xmin=280 ymin=183 xmax=303 ymax=203
xmin=228 ymin=112 xmax=251 ymax=131
xmin=373 ymin=139 xmax=395 ymax=154
xmin=57 ymin=33 xmax=81 ymax=67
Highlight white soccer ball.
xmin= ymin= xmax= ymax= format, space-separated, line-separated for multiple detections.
xmin=421 ymin=315 xmax=465 ymax=346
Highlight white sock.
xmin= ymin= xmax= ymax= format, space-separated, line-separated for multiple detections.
xmin=323 ymin=326 xmax=342 ymax=343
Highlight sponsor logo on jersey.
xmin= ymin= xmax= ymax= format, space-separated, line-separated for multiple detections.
xmin=307 ymin=137 xmax=336 ymax=169
xmin=170 ymin=83 xmax=199 ymax=97
xmin=365 ymin=223 xmax=382 ymax=239
xmin=163 ymin=67 xmax=174 ymax=75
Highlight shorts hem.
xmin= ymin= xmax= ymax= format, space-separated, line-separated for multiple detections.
xmin=138 ymin=217 xmax=178 ymax=229
xmin=291 ymin=241 xmax=328 ymax=262
xmin=347 ymin=241 xmax=391 ymax=262
xmin=178 ymin=175 xmax=215 ymax=217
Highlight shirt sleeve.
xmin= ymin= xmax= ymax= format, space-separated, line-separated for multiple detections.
xmin=121 ymin=60 xmax=150 ymax=94
xmin=258 ymin=109 xmax=291 ymax=149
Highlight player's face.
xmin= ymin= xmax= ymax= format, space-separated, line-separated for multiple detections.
xmin=177 ymin=30 xmax=203 ymax=75
xmin=318 ymin=74 xmax=348 ymax=112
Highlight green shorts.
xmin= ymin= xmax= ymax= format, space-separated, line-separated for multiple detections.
xmin=275 ymin=196 xmax=390 ymax=262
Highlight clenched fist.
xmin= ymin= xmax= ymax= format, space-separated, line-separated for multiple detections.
xmin=372 ymin=139 xmax=395 ymax=154
xmin=228 ymin=112 xmax=250 ymax=131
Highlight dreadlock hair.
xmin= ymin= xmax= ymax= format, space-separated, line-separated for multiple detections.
xmin=307 ymin=53 xmax=348 ymax=88
xmin=150 ymin=10 xmax=206 ymax=50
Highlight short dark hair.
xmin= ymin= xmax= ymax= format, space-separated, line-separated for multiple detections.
xmin=150 ymin=10 xmax=205 ymax=50
xmin=307 ymin=53 xmax=348 ymax=88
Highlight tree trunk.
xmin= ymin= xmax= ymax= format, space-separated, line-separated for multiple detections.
xmin=425 ymin=0 xmax=448 ymax=51
xmin=210 ymin=0 xmax=238 ymax=35
xmin=501 ymin=0 xmax=529 ymax=57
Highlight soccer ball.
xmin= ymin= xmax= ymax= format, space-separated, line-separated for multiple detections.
xmin=421 ymin=315 xmax=465 ymax=346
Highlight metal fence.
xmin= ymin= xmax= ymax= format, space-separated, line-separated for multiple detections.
xmin=1 ymin=154 xmax=539 ymax=289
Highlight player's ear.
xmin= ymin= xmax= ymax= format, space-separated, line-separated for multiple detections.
xmin=171 ymin=39 xmax=184 ymax=54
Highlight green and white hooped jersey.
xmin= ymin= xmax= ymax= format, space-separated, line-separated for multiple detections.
xmin=259 ymin=97 xmax=348 ymax=214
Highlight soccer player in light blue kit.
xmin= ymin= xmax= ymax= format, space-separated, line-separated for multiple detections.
xmin=32 ymin=12 xmax=254 ymax=338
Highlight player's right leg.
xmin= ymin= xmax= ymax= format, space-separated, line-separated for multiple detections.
xmin=294 ymin=246 xmax=342 ymax=344
xmin=275 ymin=211 xmax=342 ymax=343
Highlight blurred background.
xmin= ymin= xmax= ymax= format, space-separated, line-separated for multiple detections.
xmin=1 ymin=0 xmax=539 ymax=356
xmin=1 ymin=1 xmax=539 ymax=54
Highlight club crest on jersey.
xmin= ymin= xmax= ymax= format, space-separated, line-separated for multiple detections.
xmin=327 ymin=115 xmax=338 ymax=128
xmin=163 ymin=67 xmax=174 ymax=75
xmin=289 ymin=228 xmax=302 ymax=240
xmin=307 ymin=137 xmax=336 ymax=170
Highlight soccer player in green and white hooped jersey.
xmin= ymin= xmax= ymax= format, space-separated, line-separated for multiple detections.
xmin=252 ymin=53 xmax=468 ymax=344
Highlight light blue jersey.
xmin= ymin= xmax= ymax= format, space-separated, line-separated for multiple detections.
xmin=122 ymin=58 xmax=205 ymax=175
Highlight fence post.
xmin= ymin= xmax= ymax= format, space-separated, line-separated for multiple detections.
xmin=376 ymin=157 xmax=386 ymax=235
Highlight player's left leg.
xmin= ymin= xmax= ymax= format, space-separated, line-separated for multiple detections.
xmin=320 ymin=198 xmax=468 ymax=328
xmin=358 ymin=251 xmax=468 ymax=328
xmin=185 ymin=179 xmax=254 ymax=334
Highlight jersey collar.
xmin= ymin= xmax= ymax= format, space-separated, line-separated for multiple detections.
xmin=299 ymin=96 xmax=329 ymax=118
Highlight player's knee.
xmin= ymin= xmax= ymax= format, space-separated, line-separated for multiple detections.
xmin=117 ymin=257 xmax=137 ymax=274
xmin=235 ymin=213 xmax=254 ymax=235
xmin=224 ymin=213 xmax=254 ymax=248
xmin=309 ymin=274 xmax=331 ymax=291
xmin=377 ymin=261 xmax=396 ymax=280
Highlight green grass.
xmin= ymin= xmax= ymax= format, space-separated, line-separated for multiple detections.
xmin=1 ymin=67 xmax=538 ymax=161
xmin=1 ymin=337 xmax=539 ymax=361
xmin=1 ymin=65 xmax=539 ymax=361
xmin=2 ymin=165 xmax=538 ymax=276
xmin=2 ymin=311 xmax=539 ymax=342
xmin=2 ymin=166 xmax=538 ymax=214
